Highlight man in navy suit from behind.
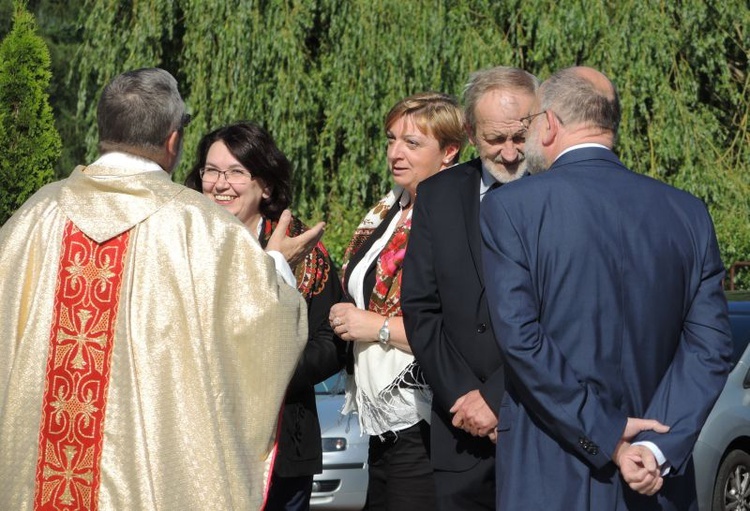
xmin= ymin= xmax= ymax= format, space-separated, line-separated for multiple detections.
xmin=480 ymin=66 xmax=733 ymax=510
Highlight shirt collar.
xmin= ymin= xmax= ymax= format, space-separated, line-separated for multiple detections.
xmin=555 ymin=143 xmax=610 ymax=162
xmin=92 ymin=152 xmax=164 ymax=173
xmin=479 ymin=161 xmax=498 ymax=196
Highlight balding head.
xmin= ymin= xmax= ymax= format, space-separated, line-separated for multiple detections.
xmin=539 ymin=66 xmax=620 ymax=139
xmin=576 ymin=67 xmax=616 ymax=99
xmin=522 ymin=66 xmax=621 ymax=174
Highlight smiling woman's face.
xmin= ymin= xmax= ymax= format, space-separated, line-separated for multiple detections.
xmin=201 ymin=140 xmax=270 ymax=229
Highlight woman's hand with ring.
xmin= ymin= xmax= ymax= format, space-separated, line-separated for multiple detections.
xmin=329 ymin=303 xmax=383 ymax=342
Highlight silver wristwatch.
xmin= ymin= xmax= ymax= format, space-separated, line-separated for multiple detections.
xmin=378 ymin=317 xmax=390 ymax=346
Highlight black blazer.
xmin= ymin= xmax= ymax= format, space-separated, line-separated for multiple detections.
xmin=402 ymin=158 xmax=504 ymax=471
xmin=274 ymin=266 xmax=344 ymax=477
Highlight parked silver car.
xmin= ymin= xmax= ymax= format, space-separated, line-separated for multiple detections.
xmin=311 ymin=372 xmax=368 ymax=510
xmin=693 ymin=291 xmax=750 ymax=510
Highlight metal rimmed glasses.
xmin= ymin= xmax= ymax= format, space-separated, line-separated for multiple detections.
xmin=519 ymin=111 xmax=547 ymax=130
xmin=199 ymin=167 xmax=253 ymax=184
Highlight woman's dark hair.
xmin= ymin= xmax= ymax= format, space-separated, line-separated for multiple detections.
xmin=185 ymin=121 xmax=292 ymax=220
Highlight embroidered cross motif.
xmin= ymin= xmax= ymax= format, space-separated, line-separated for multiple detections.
xmin=39 ymin=443 xmax=95 ymax=508
xmin=56 ymin=309 xmax=109 ymax=371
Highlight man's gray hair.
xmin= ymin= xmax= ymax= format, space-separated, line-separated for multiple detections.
xmin=97 ymin=68 xmax=185 ymax=153
xmin=540 ymin=67 xmax=620 ymax=136
xmin=463 ymin=66 xmax=539 ymax=135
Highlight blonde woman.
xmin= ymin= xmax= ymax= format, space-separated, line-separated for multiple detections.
xmin=329 ymin=92 xmax=464 ymax=511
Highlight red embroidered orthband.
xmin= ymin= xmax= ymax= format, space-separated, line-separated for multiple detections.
xmin=33 ymin=222 xmax=130 ymax=511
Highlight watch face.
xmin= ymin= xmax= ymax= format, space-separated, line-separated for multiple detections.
xmin=378 ymin=326 xmax=389 ymax=343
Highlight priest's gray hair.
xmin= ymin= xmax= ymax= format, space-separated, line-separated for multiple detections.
xmin=97 ymin=68 xmax=185 ymax=153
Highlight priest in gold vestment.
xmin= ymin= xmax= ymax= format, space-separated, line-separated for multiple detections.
xmin=0 ymin=68 xmax=310 ymax=511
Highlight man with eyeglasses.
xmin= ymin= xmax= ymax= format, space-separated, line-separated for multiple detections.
xmin=480 ymin=66 xmax=732 ymax=510
xmin=0 ymin=67 xmax=312 ymax=510
xmin=401 ymin=66 xmax=538 ymax=510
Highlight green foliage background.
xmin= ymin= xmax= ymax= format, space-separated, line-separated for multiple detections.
xmin=0 ymin=1 xmax=61 ymax=224
xmin=0 ymin=0 xmax=85 ymax=178
xmin=2 ymin=0 xmax=749 ymax=285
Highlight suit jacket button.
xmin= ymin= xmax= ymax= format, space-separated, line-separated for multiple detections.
xmin=479 ymin=375 xmax=487 ymax=383
xmin=477 ymin=323 xmax=487 ymax=333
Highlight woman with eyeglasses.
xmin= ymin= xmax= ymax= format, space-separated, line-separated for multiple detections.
xmin=185 ymin=121 xmax=344 ymax=511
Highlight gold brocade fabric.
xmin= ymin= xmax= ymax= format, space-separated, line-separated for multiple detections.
xmin=0 ymin=165 xmax=308 ymax=510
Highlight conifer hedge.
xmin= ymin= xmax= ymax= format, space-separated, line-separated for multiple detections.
xmin=71 ymin=0 xmax=749 ymax=282
xmin=0 ymin=1 xmax=61 ymax=225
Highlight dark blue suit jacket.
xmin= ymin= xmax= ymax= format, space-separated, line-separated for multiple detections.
xmin=480 ymin=147 xmax=733 ymax=510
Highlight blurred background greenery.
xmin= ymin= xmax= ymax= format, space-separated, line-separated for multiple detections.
xmin=1 ymin=0 xmax=748 ymax=287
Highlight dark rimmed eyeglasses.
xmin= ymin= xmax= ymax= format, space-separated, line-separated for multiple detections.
xmin=199 ymin=167 xmax=253 ymax=184
xmin=519 ymin=111 xmax=547 ymax=130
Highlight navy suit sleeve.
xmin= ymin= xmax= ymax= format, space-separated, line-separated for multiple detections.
xmin=636 ymin=212 xmax=732 ymax=473
xmin=480 ymin=195 xmax=627 ymax=469
xmin=403 ymin=190 xmax=500 ymax=413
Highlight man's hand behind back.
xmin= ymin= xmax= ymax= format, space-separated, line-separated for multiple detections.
xmin=614 ymin=417 xmax=670 ymax=496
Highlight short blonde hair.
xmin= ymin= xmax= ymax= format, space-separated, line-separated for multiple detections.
xmin=384 ymin=92 xmax=465 ymax=163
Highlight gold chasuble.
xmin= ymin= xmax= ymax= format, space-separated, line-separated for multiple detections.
xmin=0 ymin=163 xmax=307 ymax=510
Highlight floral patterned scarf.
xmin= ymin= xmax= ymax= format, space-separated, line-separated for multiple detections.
xmin=259 ymin=214 xmax=332 ymax=301
xmin=342 ymin=187 xmax=410 ymax=318
xmin=341 ymin=187 xmax=431 ymax=435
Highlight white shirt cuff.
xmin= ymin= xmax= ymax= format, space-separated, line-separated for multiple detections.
xmin=632 ymin=440 xmax=670 ymax=475
xmin=267 ymin=250 xmax=297 ymax=288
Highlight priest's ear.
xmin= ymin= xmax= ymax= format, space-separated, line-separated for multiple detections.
xmin=163 ymin=130 xmax=183 ymax=173
xmin=165 ymin=131 xmax=181 ymax=157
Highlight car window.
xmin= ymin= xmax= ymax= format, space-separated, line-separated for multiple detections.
xmin=726 ymin=291 xmax=750 ymax=302
xmin=729 ymin=310 xmax=750 ymax=365
xmin=727 ymin=293 xmax=750 ymax=365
